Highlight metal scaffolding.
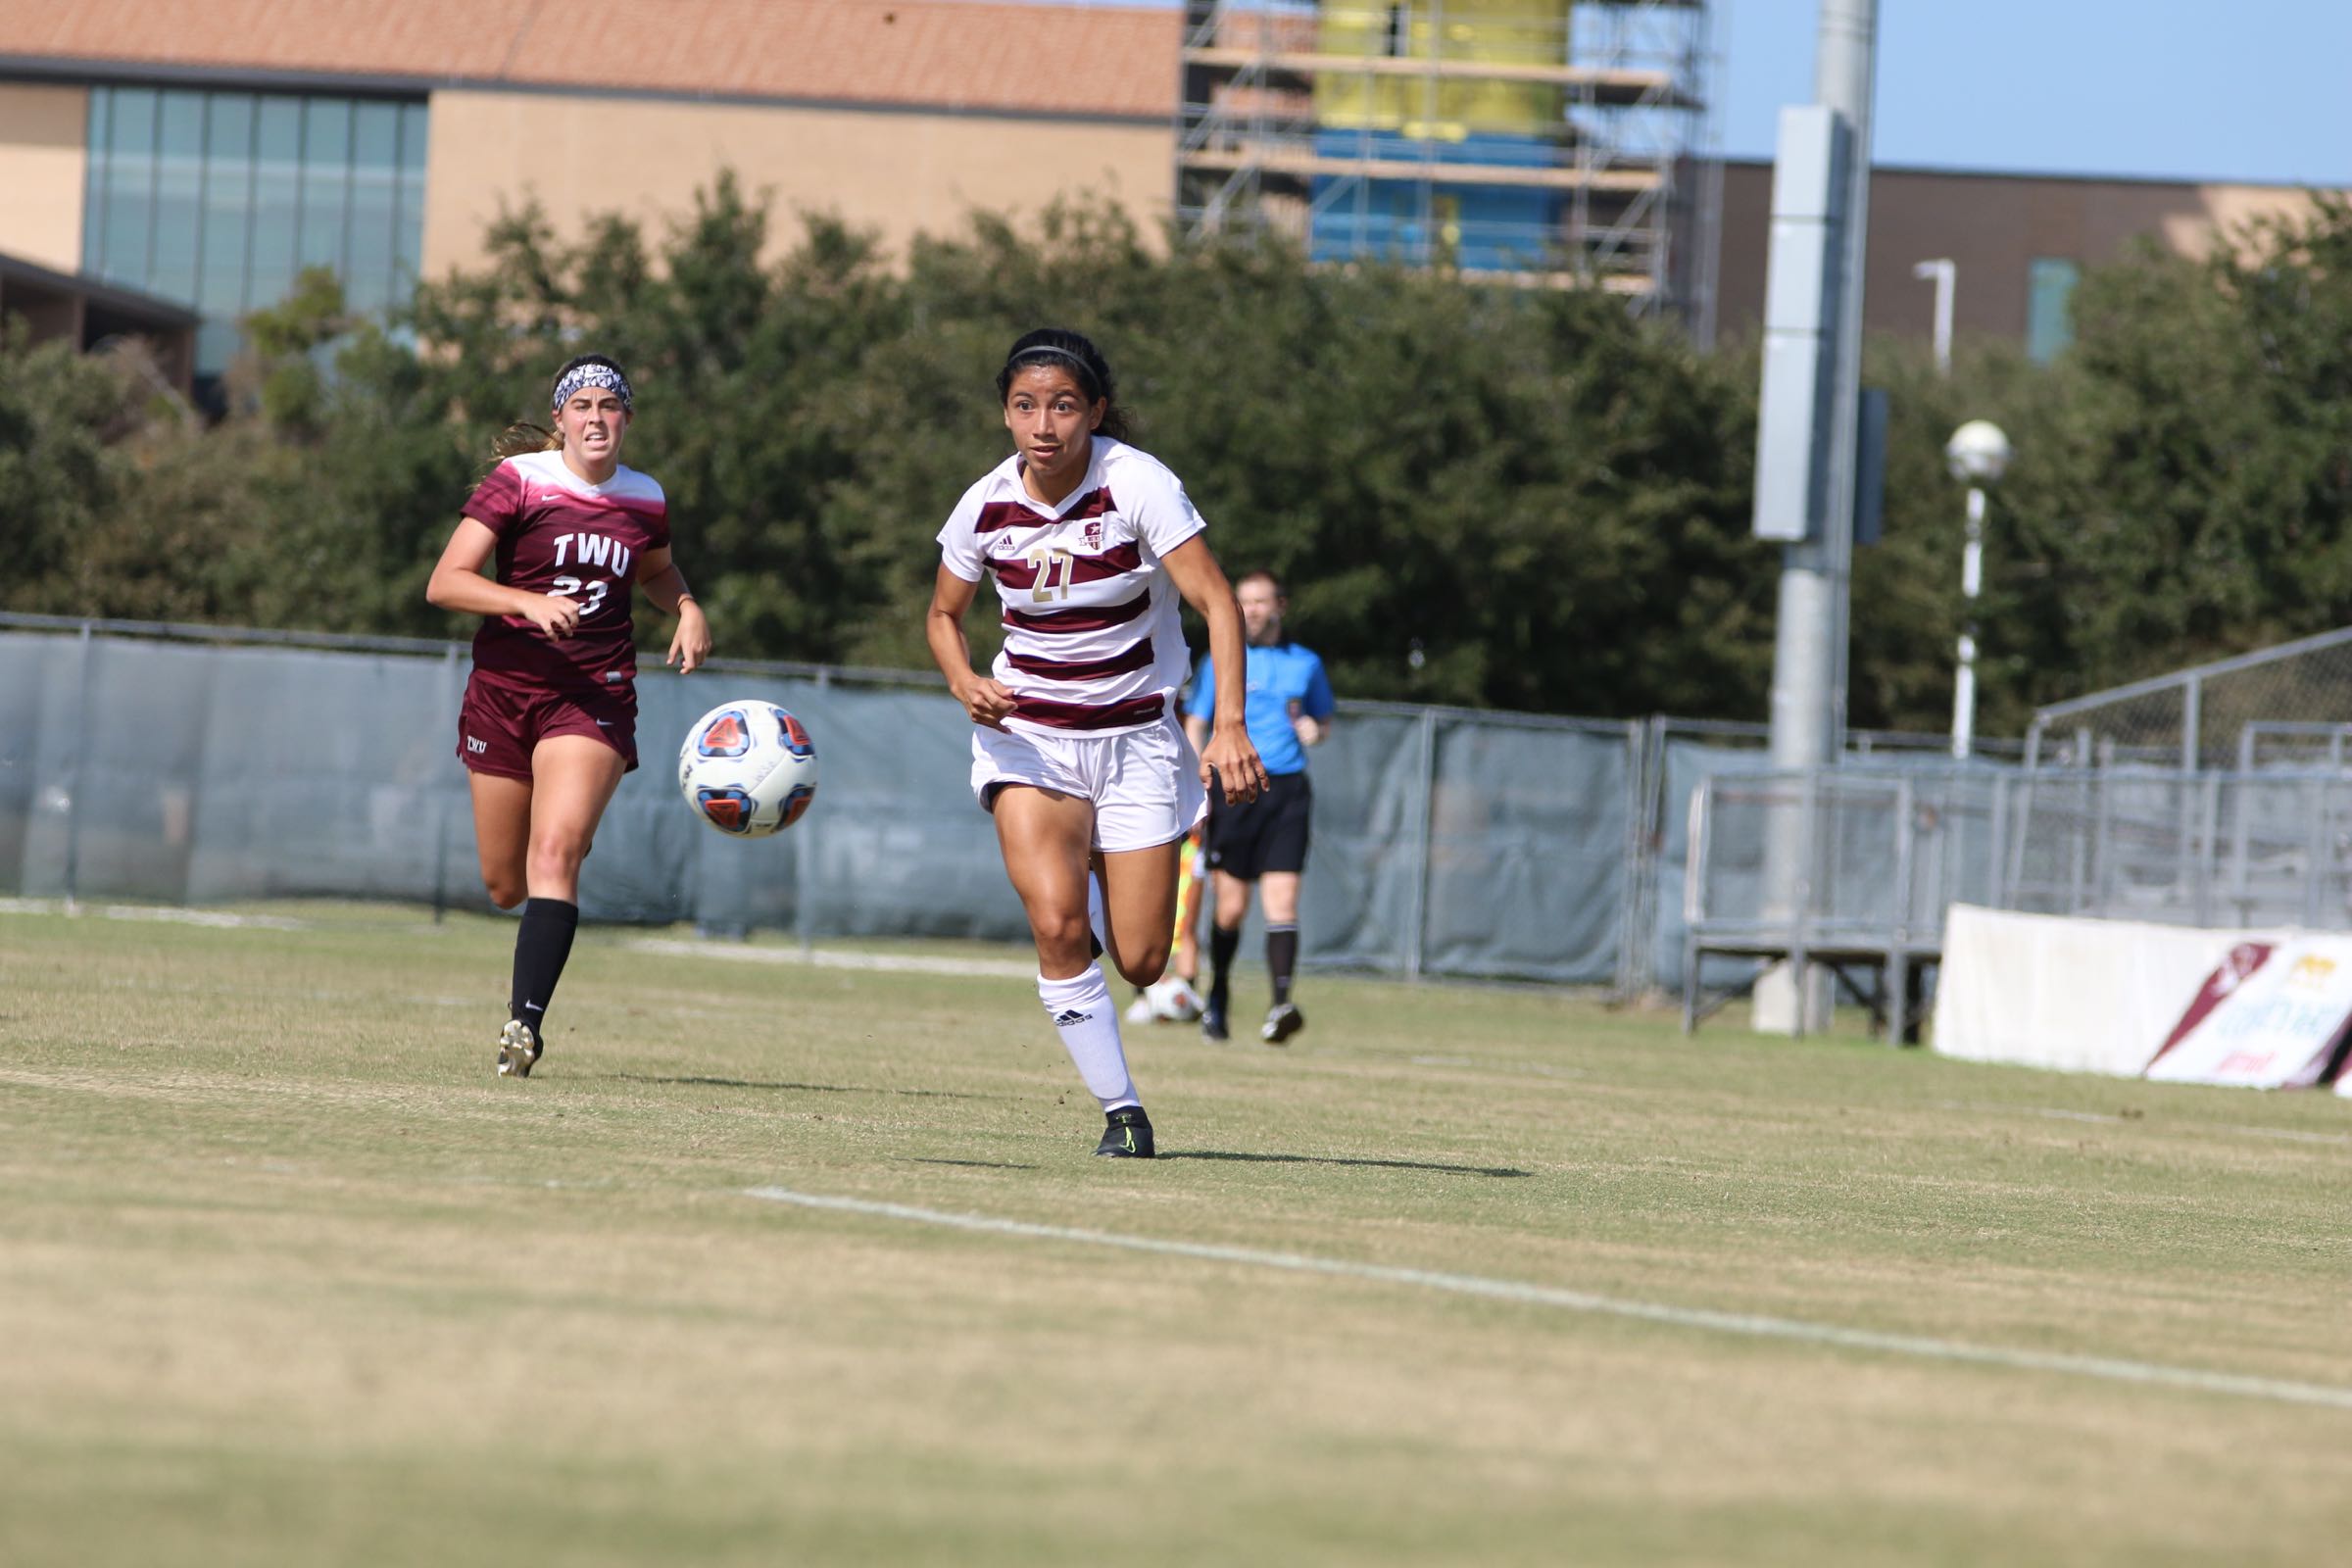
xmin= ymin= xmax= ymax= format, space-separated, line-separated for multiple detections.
xmin=1175 ymin=1 xmax=1718 ymax=329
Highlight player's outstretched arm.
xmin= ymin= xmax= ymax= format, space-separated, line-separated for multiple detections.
xmin=425 ymin=516 xmax=578 ymax=639
xmin=1161 ymin=537 xmax=1265 ymax=806
xmin=636 ymin=547 xmax=711 ymax=673
xmin=926 ymin=564 xmax=1016 ymax=729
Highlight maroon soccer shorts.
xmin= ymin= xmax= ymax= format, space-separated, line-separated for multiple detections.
xmin=457 ymin=673 xmax=639 ymax=780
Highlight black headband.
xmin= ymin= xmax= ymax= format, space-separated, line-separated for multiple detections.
xmin=1005 ymin=345 xmax=1101 ymax=391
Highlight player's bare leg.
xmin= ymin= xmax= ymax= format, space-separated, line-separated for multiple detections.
xmin=491 ymin=736 xmax=623 ymax=1077
xmin=995 ymin=788 xmax=1154 ymax=1157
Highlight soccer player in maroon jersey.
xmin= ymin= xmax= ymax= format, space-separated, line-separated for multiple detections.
xmin=425 ymin=355 xmax=711 ymax=1078
xmin=926 ymin=328 xmax=1266 ymax=1158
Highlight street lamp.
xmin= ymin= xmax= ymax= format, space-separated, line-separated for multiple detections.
xmin=1944 ymin=419 xmax=2013 ymax=759
xmin=1913 ymin=259 xmax=1955 ymax=375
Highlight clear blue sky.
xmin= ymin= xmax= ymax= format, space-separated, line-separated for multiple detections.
xmin=1064 ymin=0 xmax=2350 ymax=187
xmin=1723 ymin=0 xmax=2351 ymax=184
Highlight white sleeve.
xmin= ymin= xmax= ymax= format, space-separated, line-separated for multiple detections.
xmin=1132 ymin=466 xmax=1207 ymax=560
xmin=936 ymin=485 xmax=986 ymax=583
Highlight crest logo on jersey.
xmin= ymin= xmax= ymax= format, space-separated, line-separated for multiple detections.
xmin=1083 ymin=520 xmax=1102 ymax=551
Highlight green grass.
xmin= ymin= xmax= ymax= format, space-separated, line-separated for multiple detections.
xmin=4 ymin=901 xmax=2350 ymax=1567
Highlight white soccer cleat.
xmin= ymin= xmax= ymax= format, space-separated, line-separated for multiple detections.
xmin=496 ymin=1018 xmax=543 ymax=1078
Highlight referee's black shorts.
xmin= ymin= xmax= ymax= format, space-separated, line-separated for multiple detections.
xmin=1204 ymin=769 xmax=1312 ymax=881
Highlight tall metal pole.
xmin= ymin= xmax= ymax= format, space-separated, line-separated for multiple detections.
xmin=1951 ymin=484 xmax=1984 ymax=758
xmin=1755 ymin=0 xmax=1879 ymax=1032
xmin=1913 ymin=258 xmax=1954 ymax=375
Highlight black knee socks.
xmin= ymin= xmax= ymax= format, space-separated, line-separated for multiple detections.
xmin=511 ymin=898 xmax=580 ymax=1040
xmin=1266 ymin=924 xmax=1298 ymax=1006
xmin=1207 ymin=922 xmax=1241 ymax=1012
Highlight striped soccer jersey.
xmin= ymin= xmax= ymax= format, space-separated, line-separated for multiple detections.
xmin=461 ymin=450 xmax=671 ymax=695
xmin=938 ymin=438 xmax=1206 ymax=737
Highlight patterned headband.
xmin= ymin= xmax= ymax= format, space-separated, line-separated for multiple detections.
xmin=552 ymin=362 xmax=633 ymax=414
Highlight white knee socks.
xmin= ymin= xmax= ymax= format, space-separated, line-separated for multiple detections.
xmin=1037 ymin=963 xmax=1139 ymax=1111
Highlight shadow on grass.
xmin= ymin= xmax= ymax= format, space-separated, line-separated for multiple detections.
xmin=1162 ymin=1151 xmax=1530 ymax=1178
xmin=906 ymin=1157 xmax=1041 ymax=1171
xmin=600 ymin=1073 xmax=991 ymax=1101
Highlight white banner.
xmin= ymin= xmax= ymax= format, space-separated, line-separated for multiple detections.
xmin=2147 ymin=938 xmax=2352 ymax=1089
xmin=1933 ymin=906 xmax=2274 ymax=1077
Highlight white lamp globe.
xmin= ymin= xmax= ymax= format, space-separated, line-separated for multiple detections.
xmin=1945 ymin=419 xmax=2013 ymax=485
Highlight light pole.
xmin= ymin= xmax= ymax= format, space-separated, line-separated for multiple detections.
xmin=1944 ymin=419 xmax=2012 ymax=759
xmin=1913 ymin=258 xmax=1955 ymax=375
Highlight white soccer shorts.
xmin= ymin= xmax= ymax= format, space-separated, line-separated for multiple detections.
xmin=969 ymin=714 xmax=1208 ymax=854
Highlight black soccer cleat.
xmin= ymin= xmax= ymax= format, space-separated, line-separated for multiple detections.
xmin=496 ymin=1018 xmax=543 ymax=1078
xmin=1260 ymin=1003 xmax=1305 ymax=1046
xmin=1200 ymin=1004 xmax=1229 ymax=1043
xmin=1095 ymin=1105 xmax=1155 ymax=1158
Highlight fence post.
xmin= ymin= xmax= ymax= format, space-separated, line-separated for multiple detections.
xmin=1615 ymin=717 xmax=1649 ymax=1000
xmin=2181 ymin=675 xmax=2202 ymax=771
xmin=63 ymin=620 xmax=94 ymax=913
xmin=1402 ymin=708 xmax=1438 ymax=982
xmin=1987 ymin=773 xmax=2010 ymax=909
xmin=2193 ymin=773 xmax=2221 ymax=928
xmin=2304 ymin=777 xmax=2327 ymax=929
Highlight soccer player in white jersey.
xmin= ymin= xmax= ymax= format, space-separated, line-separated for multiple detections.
xmin=426 ymin=355 xmax=711 ymax=1078
xmin=926 ymin=328 xmax=1266 ymax=1158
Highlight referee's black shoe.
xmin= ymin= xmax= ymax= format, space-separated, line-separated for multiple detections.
xmin=1095 ymin=1105 xmax=1155 ymax=1158
xmin=1261 ymin=1003 xmax=1305 ymax=1046
xmin=1200 ymin=1003 xmax=1230 ymax=1043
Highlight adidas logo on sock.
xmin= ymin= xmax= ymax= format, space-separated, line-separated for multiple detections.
xmin=1052 ymin=1009 xmax=1092 ymax=1027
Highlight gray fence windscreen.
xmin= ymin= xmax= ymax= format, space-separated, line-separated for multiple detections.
xmin=1 ymin=630 xmax=1651 ymax=988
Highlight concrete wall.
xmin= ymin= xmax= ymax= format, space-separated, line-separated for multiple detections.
xmin=0 ymin=83 xmax=89 ymax=274
xmin=1715 ymin=158 xmax=2328 ymax=346
xmin=421 ymin=90 xmax=1175 ymax=279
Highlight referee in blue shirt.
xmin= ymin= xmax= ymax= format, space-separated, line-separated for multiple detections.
xmin=1184 ymin=570 xmax=1336 ymax=1044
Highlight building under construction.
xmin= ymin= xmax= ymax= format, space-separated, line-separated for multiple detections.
xmin=1177 ymin=1 xmax=1717 ymax=328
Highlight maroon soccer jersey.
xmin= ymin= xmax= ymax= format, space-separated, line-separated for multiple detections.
xmin=461 ymin=451 xmax=672 ymax=694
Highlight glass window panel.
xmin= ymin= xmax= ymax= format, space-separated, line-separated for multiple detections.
xmin=82 ymin=87 xmax=111 ymax=271
xmin=99 ymin=87 xmax=158 ymax=287
xmin=196 ymin=95 xmax=256 ymax=377
xmin=297 ymin=98 xmax=351 ymax=276
xmin=248 ymin=96 xmax=303 ymax=313
xmin=344 ymin=101 xmax=400 ymax=316
xmin=148 ymin=90 xmax=206 ymax=305
xmin=2027 ymin=257 xmax=2080 ymax=365
xmin=394 ymin=102 xmax=429 ymax=298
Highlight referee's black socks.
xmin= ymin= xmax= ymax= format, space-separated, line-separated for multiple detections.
xmin=511 ymin=897 xmax=580 ymax=1043
xmin=1207 ymin=922 xmax=1241 ymax=1013
xmin=1265 ymin=923 xmax=1298 ymax=1006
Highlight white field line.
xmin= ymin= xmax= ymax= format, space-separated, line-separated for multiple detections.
xmin=627 ymin=936 xmax=1034 ymax=980
xmin=0 ymin=897 xmax=307 ymax=930
xmin=744 ymin=1187 xmax=2352 ymax=1413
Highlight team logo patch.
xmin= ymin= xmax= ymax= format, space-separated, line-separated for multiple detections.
xmin=698 ymin=710 xmax=751 ymax=758
xmin=1083 ymin=520 xmax=1102 ymax=551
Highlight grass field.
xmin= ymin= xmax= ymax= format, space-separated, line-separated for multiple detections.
xmin=5 ymin=901 xmax=2351 ymax=1567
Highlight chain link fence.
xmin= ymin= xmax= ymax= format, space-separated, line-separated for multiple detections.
xmin=2026 ymin=625 xmax=2352 ymax=771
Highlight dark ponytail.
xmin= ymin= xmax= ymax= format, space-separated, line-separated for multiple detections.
xmin=996 ymin=328 xmax=1130 ymax=443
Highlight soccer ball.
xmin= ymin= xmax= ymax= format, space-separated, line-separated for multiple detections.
xmin=678 ymin=700 xmax=818 ymax=837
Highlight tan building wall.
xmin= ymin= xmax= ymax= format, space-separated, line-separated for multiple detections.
xmin=422 ymin=91 xmax=1176 ymax=280
xmin=1716 ymin=159 xmax=2329 ymax=347
xmin=0 ymin=83 xmax=89 ymax=274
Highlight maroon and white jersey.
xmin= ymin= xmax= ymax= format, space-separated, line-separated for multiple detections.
xmin=938 ymin=438 xmax=1206 ymax=737
xmin=460 ymin=451 xmax=671 ymax=694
